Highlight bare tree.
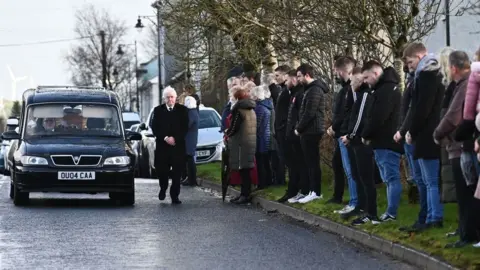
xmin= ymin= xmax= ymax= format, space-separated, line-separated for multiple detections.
xmin=65 ymin=4 xmax=134 ymax=93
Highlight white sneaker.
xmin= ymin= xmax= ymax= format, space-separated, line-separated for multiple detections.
xmin=473 ymin=242 xmax=480 ymax=248
xmin=298 ymin=191 xmax=322 ymax=204
xmin=287 ymin=193 xmax=305 ymax=203
xmin=334 ymin=205 xmax=355 ymax=214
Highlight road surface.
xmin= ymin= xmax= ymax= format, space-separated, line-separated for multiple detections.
xmin=0 ymin=177 xmax=416 ymax=270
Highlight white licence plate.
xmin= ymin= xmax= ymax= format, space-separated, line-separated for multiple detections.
xmin=58 ymin=171 xmax=96 ymax=180
xmin=196 ymin=150 xmax=210 ymax=157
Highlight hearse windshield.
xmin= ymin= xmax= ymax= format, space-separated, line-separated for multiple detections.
xmin=24 ymin=104 xmax=122 ymax=138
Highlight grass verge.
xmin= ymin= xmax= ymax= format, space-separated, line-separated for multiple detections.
xmin=197 ymin=162 xmax=480 ymax=270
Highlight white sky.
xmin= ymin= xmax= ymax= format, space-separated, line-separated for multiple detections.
xmin=0 ymin=0 xmax=478 ymax=102
xmin=0 ymin=0 xmax=155 ymax=101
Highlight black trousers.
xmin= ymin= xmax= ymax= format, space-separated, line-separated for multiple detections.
xmin=256 ymin=152 xmax=272 ymax=189
xmin=285 ymin=139 xmax=309 ymax=196
xmin=332 ymin=139 xmax=345 ymax=200
xmin=350 ymin=143 xmax=377 ymax=217
xmin=240 ymin=168 xmax=252 ymax=196
xmin=186 ymin=155 xmax=197 ymax=185
xmin=300 ymin=134 xmax=322 ymax=194
xmin=271 ymin=133 xmax=287 ymax=185
xmin=451 ymin=157 xmax=480 ymax=242
xmin=156 ymin=149 xmax=184 ymax=199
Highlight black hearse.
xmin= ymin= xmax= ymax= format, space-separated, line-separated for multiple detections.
xmin=2 ymin=86 xmax=142 ymax=206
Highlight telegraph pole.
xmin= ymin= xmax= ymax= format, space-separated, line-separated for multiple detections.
xmin=445 ymin=0 xmax=451 ymax=46
xmin=134 ymin=41 xmax=140 ymax=113
xmin=99 ymin=30 xmax=108 ymax=89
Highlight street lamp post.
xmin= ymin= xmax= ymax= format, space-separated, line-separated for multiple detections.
xmin=135 ymin=0 xmax=165 ymax=106
xmin=117 ymin=41 xmax=140 ymax=113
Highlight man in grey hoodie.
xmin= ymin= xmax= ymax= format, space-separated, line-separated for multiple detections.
xmin=403 ymin=42 xmax=445 ymax=232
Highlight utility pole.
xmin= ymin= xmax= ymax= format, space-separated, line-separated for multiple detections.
xmin=445 ymin=0 xmax=451 ymax=46
xmin=134 ymin=41 xmax=140 ymax=113
xmin=152 ymin=1 xmax=164 ymax=105
xmin=99 ymin=30 xmax=108 ymax=89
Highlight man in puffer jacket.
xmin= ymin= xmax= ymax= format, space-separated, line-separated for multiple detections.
xmin=294 ymin=63 xmax=329 ymax=203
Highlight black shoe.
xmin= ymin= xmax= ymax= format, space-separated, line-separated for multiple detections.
xmin=171 ymin=198 xmax=182 ymax=204
xmin=233 ymin=196 xmax=250 ymax=204
xmin=403 ymin=221 xmax=442 ymax=233
xmin=277 ymin=193 xmax=293 ymax=203
xmin=445 ymin=240 xmax=473 ymax=248
xmin=326 ymin=198 xmax=343 ymax=204
xmin=351 ymin=215 xmax=380 ymax=226
xmin=229 ymin=195 xmax=241 ymax=203
xmin=399 ymin=221 xmax=424 ymax=232
xmin=426 ymin=220 xmax=443 ymax=229
xmin=182 ymin=181 xmax=196 ymax=187
xmin=158 ymin=190 xmax=166 ymax=201
xmin=340 ymin=207 xmax=363 ymax=220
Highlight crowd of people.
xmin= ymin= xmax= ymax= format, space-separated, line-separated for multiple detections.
xmin=219 ymin=42 xmax=480 ymax=249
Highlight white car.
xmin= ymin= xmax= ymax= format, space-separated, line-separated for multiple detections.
xmin=2 ymin=117 xmax=19 ymax=175
xmin=138 ymin=104 xmax=223 ymax=177
xmin=122 ymin=112 xmax=141 ymax=130
xmin=195 ymin=106 xmax=223 ymax=164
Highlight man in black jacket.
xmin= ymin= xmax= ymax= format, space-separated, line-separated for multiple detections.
xmin=361 ymin=60 xmax=403 ymax=223
xmin=151 ymin=86 xmax=189 ymax=204
xmin=294 ymin=64 xmax=329 ymax=203
xmin=278 ymin=70 xmax=308 ymax=203
xmin=271 ymin=65 xmax=291 ymax=186
xmin=327 ymin=56 xmax=359 ymax=213
xmin=403 ymin=42 xmax=445 ymax=231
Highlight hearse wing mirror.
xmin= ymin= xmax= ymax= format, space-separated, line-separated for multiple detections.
xmin=2 ymin=130 xmax=20 ymax=140
xmin=125 ymin=130 xmax=142 ymax=141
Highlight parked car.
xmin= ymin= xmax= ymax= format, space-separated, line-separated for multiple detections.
xmin=3 ymin=85 xmax=142 ymax=206
xmin=2 ymin=117 xmax=19 ymax=175
xmin=122 ymin=111 xmax=141 ymax=130
xmin=127 ymin=124 xmax=141 ymax=177
xmin=136 ymin=104 xmax=223 ymax=178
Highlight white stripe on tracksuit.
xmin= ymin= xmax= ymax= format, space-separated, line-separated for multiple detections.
xmin=351 ymin=92 xmax=368 ymax=138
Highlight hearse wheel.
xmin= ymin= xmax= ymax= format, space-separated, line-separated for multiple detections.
xmin=9 ymin=183 xmax=14 ymax=199
xmin=13 ymin=183 xmax=29 ymax=206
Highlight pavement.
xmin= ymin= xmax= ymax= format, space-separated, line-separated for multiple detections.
xmin=0 ymin=177 xmax=416 ymax=270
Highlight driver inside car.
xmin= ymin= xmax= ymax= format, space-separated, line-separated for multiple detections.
xmin=43 ymin=118 xmax=56 ymax=131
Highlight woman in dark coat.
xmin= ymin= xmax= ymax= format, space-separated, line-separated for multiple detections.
xmin=225 ymin=88 xmax=257 ymax=204
xmin=182 ymin=96 xmax=199 ymax=186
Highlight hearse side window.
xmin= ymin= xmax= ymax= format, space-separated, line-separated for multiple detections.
xmin=24 ymin=104 xmax=122 ymax=138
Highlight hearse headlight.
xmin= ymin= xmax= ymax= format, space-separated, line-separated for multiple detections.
xmin=104 ymin=156 xmax=130 ymax=165
xmin=21 ymin=156 xmax=48 ymax=165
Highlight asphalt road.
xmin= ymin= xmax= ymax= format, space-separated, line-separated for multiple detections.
xmin=0 ymin=177 xmax=416 ymax=270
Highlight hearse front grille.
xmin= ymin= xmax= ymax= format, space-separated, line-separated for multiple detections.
xmin=51 ymin=155 xmax=102 ymax=166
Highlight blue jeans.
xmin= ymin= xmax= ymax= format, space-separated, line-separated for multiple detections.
xmin=374 ymin=149 xmax=402 ymax=217
xmin=417 ymin=158 xmax=443 ymax=223
xmin=404 ymin=144 xmax=427 ymax=223
xmin=337 ymin=138 xmax=358 ymax=207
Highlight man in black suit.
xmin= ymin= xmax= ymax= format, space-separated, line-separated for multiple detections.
xmin=151 ymin=86 xmax=189 ymax=204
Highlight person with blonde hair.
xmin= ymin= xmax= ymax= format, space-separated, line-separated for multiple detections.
xmin=250 ymin=84 xmax=274 ymax=188
xmin=181 ymin=96 xmax=199 ymax=186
